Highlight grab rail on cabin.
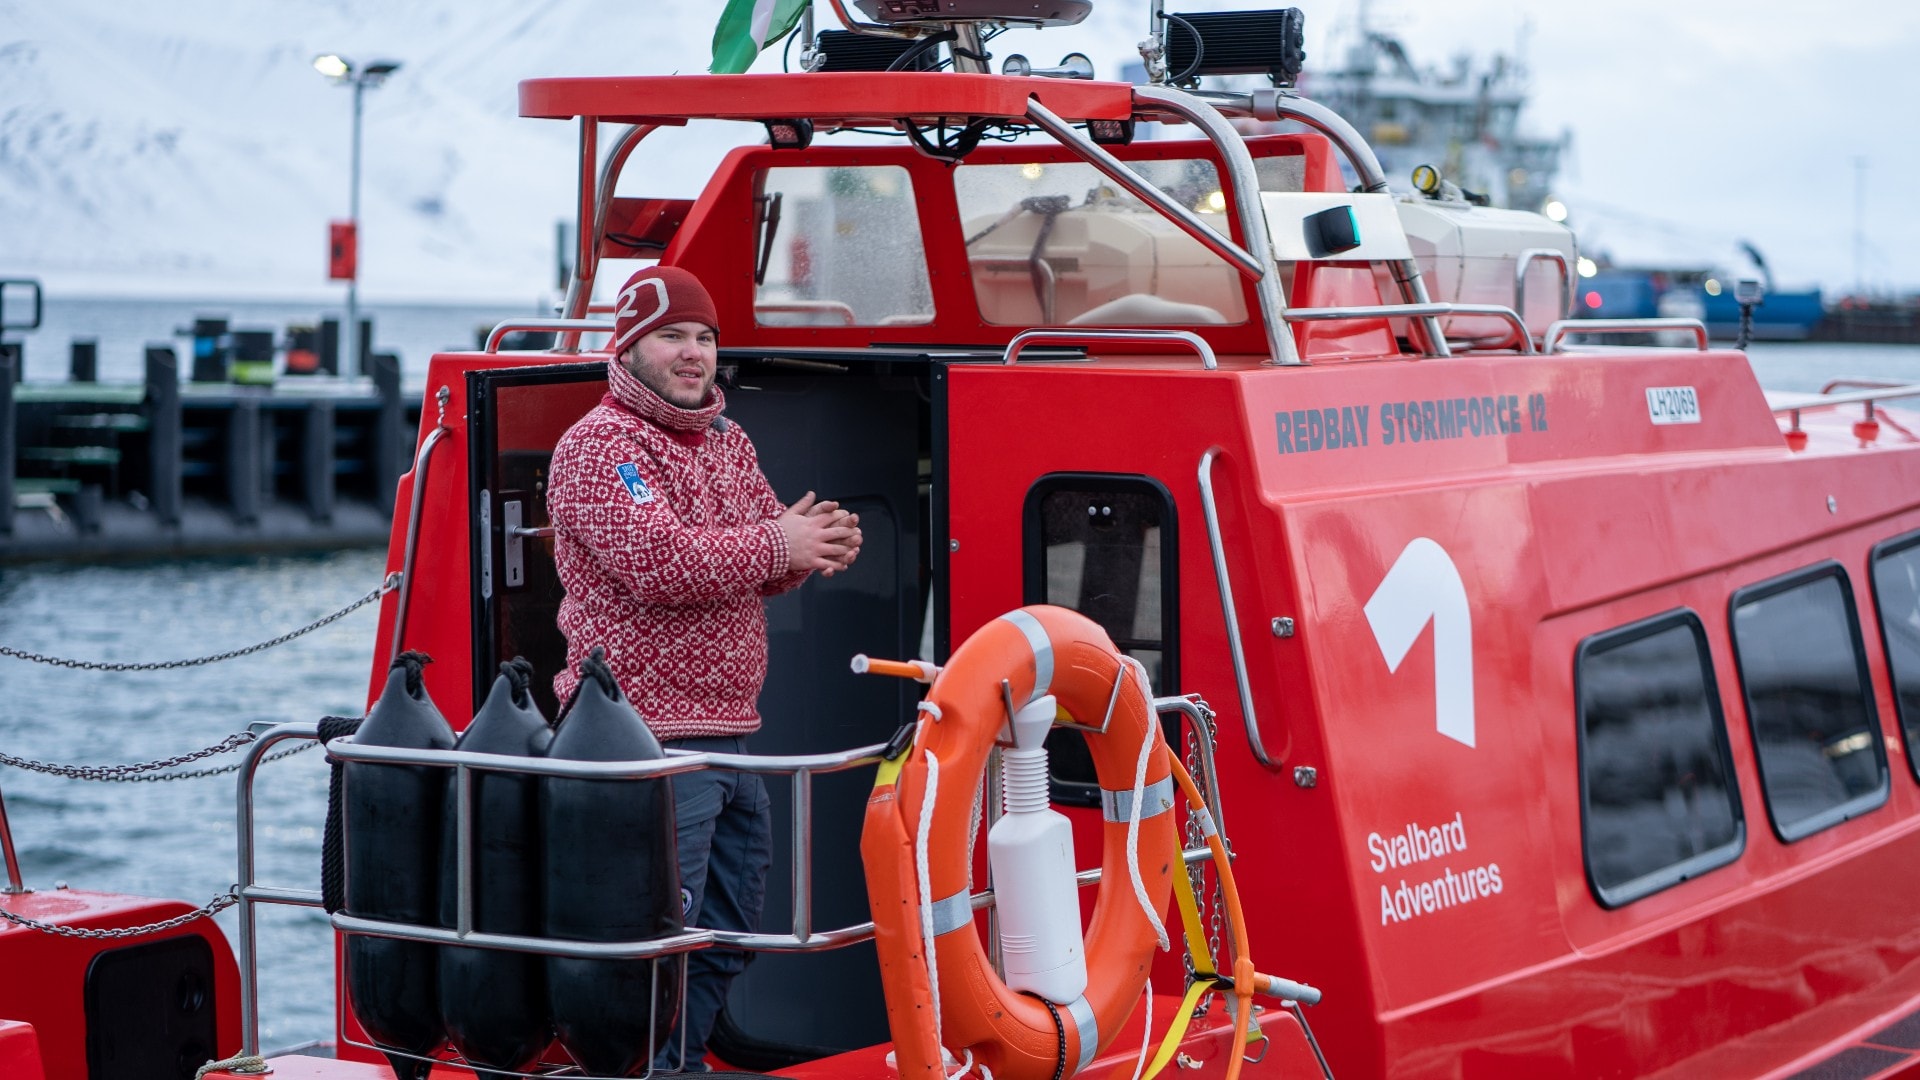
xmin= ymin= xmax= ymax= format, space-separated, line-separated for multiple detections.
xmin=1542 ymin=318 xmax=1710 ymax=353
xmin=1004 ymin=328 xmax=1217 ymax=369
xmin=1515 ymin=249 xmax=1574 ymax=322
xmin=1197 ymin=448 xmax=1278 ymax=770
xmin=391 ymin=386 xmax=453 ymax=664
xmin=1284 ymin=302 xmax=1538 ymax=354
xmin=234 ymin=710 xmax=1228 ymax=1056
xmin=485 ymin=318 xmax=616 ymax=353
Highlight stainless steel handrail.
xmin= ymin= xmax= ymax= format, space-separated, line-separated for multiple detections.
xmin=1004 ymin=328 xmax=1218 ymax=370
xmin=485 ymin=318 xmax=616 ymax=353
xmin=236 ymin=721 xmax=324 ymax=1056
xmin=1022 ymin=99 xmax=1263 ymax=282
xmin=1209 ymin=88 xmax=1450 ymax=359
xmin=243 ymin=708 xmax=1237 ymax=1057
xmin=0 ymin=780 xmax=24 ymax=894
xmin=1154 ymin=695 xmax=1228 ymax=844
xmin=1515 ymin=248 xmax=1573 ymax=322
xmin=1132 ymin=85 xmax=1301 ymax=367
xmin=1197 ymin=448 xmax=1277 ymax=769
xmin=1285 ymin=302 xmax=1537 ymax=354
xmin=1771 ymin=382 xmax=1920 ymax=413
xmin=1772 ymin=381 xmax=1920 ymax=443
xmin=825 ymin=0 xmax=920 ymax=38
xmin=1154 ymin=695 xmax=1241 ymax=971
xmin=560 ymin=123 xmax=661 ymax=352
xmin=1544 ymin=318 xmax=1710 ymax=352
xmin=1821 ymin=378 xmax=1913 ymax=394
xmin=333 ymin=913 xmax=718 ymax=960
xmin=390 ymin=385 xmax=452 ymax=663
xmin=753 ymin=300 xmax=859 ymax=326
xmin=323 ymin=740 xmax=891 ymax=778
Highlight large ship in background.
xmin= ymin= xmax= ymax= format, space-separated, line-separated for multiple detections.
xmin=1292 ymin=6 xmax=1568 ymax=212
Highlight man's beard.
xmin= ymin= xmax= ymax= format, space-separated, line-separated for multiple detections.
xmin=626 ymin=358 xmax=713 ymax=409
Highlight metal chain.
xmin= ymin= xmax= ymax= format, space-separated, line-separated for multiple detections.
xmin=0 ymin=572 xmax=399 ymax=672
xmin=1181 ymin=712 xmax=1226 ymax=1008
xmin=0 ymin=885 xmax=239 ymax=939
xmin=0 ymin=731 xmax=316 ymax=782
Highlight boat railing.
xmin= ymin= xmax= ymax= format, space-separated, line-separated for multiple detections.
xmin=233 ymin=696 xmax=1231 ymax=1058
xmin=1515 ymin=248 xmax=1574 ymax=322
xmin=1004 ymin=328 xmax=1217 ymax=369
xmin=485 ymin=318 xmax=616 ymax=353
xmin=0 ymin=776 xmax=24 ymax=895
xmin=1284 ymin=302 xmax=1538 ymax=354
xmin=1770 ymin=381 xmax=1920 ymax=443
xmin=1543 ymin=318 xmax=1710 ymax=353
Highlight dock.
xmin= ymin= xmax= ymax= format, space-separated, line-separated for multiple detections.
xmin=0 ymin=349 xmax=421 ymax=562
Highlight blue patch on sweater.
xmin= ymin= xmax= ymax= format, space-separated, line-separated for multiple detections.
xmin=615 ymin=462 xmax=655 ymax=505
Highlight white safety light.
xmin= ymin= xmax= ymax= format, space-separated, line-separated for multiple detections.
xmin=1543 ymin=199 xmax=1569 ymax=222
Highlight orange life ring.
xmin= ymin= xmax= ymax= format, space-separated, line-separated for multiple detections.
xmin=861 ymin=605 xmax=1179 ymax=1080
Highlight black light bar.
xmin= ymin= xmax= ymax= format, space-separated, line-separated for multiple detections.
xmin=1164 ymin=8 xmax=1306 ymax=87
xmin=812 ymin=29 xmax=941 ymax=72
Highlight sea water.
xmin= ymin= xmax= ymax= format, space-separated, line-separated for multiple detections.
xmin=0 ymin=340 xmax=1914 ymax=1053
xmin=0 ymin=549 xmax=385 ymax=1050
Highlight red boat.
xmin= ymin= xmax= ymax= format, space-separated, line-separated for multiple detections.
xmin=8 ymin=3 xmax=1920 ymax=1078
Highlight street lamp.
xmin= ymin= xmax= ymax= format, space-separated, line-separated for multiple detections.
xmin=313 ymin=54 xmax=401 ymax=375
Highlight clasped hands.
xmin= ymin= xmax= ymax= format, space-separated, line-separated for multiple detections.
xmin=777 ymin=491 xmax=863 ymax=577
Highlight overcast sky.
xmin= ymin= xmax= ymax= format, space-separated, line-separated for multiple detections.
xmin=10 ymin=0 xmax=1916 ymax=299
xmin=989 ymin=0 xmax=1919 ymax=294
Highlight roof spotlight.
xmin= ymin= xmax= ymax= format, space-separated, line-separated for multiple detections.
xmin=1086 ymin=118 xmax=1135 ymax=146
xmin=764 ymin=118 xmax=815 ymax=150
xmin=1000 ymin=52 xmax=1095 ymax=80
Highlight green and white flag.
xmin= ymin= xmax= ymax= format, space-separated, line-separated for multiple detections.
xmin=711 ymin=0 xmax=811 ymax=74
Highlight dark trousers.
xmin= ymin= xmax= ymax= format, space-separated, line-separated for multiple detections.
xmin=657 ymin=735 xmax=772 ymax=1073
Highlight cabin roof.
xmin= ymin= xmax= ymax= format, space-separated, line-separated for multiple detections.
xmin=519 ymin=72 xmax=1137 ymax=125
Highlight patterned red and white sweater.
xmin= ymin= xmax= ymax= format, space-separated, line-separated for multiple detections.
xmin=547 ymin=360 xmax=807 ymax=739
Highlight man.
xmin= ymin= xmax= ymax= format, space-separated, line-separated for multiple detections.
xmin=546 ymin=264 xmax=860 ymax=1072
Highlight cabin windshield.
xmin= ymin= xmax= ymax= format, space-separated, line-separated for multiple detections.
xmin=956 ymin=156 xmax=1254 ymax=327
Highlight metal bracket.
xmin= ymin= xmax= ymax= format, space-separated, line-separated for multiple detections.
xmin=479 ymin=491 xmax=494 ymax=600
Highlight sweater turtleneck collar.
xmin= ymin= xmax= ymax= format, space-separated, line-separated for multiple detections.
xmin=607 ymin=356 xmax=726 ymax=432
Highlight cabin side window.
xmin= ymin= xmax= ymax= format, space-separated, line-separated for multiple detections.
xmin=753 ymin=165 xmax=935 ymax=327
xmin=1577 ymin=611 xmax=1744 ymax=908
xmin=1023 ymin=475 xmax=1179 ymax=806
xmin=955 ymin=159 xmax=1250 ymax=328
xmin=1870 ymin=532 xmax=1920 ymax=783
xmin=1730 ymin=564 xmax=1889 ymax=841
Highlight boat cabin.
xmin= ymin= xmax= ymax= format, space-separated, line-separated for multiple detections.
xmin=9 ymin=8 xmax=1920 ymax=1080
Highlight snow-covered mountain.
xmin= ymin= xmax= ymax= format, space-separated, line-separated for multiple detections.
xmin=0 ymin=0 xmax=1147 ymax=304
xmin=14 ymin=1 xmax=1900 ymax=298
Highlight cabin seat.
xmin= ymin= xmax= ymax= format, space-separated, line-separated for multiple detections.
xmin=1068 ymin=293 xmax=1228 ymax=326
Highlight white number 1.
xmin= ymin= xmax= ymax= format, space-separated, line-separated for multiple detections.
xmin=1363 ymin=537 xmax=1476 ymax=748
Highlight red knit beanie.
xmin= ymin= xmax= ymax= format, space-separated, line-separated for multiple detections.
xmin=610 ymin=266 xmax=720 ymax=355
